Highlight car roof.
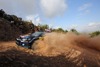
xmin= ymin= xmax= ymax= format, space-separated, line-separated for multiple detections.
xmin=31 ymin=32 xmax=44 ymax=36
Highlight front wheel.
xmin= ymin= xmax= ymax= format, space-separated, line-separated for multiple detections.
xmin=28 ymin=43 xmax=33 ymax=49
xmin=31 ymin=41 xmax=38 ymax=50
xmin=28 ymin=45 xmax=32 ymax=49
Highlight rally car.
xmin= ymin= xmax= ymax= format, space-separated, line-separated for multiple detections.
xmin=16 ymin=32 xmax=44 ymax=49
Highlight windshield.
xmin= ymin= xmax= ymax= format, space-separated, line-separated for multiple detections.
xmin=21 ymin=35 xmax=30 ymax=39
xmin=31 ymin=32 xmax=44 ymax=36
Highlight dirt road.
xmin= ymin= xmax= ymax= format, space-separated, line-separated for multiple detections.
xmin=0 ymin=42 xmax=99 ymax=67
xmin=0 ymin=32 xmax=100 ymax=67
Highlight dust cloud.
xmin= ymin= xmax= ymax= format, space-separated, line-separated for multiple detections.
xmin=33 ymin=32 xmax=100 ymax=56
xmin=0 ymin=32 xmax=100 ymax=67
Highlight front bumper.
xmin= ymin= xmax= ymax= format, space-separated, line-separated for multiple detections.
xmin=16 ymin=40 xmax=31 ymax=49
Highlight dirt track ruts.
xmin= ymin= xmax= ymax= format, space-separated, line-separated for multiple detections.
xmin=0 ymin=41 xmax=99 ymax=67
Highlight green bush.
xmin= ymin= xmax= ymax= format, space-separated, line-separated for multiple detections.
xmin=90 ymin=31 xmax=100 ymax=37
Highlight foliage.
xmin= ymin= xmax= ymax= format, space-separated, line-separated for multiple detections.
xmin=64 ymin=30 xmax=68 ymax=32
xmin=0 ymin=9 xmax=37 ymax=41
xmin=70 ymin=29 xmax=79 ymax=34
xmin=38 ymin=24 xmax=49 ymax=31
xmin=90 ymin=31 xmax=100 ymax=37
xmin=52 ymin=28 xmax=68 ymax=33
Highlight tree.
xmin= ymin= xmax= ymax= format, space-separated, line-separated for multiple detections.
xmin=0 ymin=9 xmax=5 ymax=17
xmin=38 ymin=24 xmax=49 ymax=31
xmin=90 ymin=31 xmax=100 ymax=37
xmin=57 ymin=28 xmax=64 ymax=32
xmin=64 ymin=30 xmax=68 ymax=33
xmin=52 ymin=28 xmax=64 ymax=33
xmin=70 ymin=29 xmax=79 ymax=34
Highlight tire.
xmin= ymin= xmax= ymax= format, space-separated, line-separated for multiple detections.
xmin=31 ymin=41 xmax=38 ymax=50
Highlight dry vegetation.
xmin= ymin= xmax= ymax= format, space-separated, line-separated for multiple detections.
xmin=0 ymin=32 xmax=100 ymax=67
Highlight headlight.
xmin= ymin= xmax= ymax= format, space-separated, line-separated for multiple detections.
xmin=22 ymin=43 xmax=25 ymax=46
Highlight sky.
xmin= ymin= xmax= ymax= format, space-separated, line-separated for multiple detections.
xmin=0 ymin=0 xmax=100 ymax=32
